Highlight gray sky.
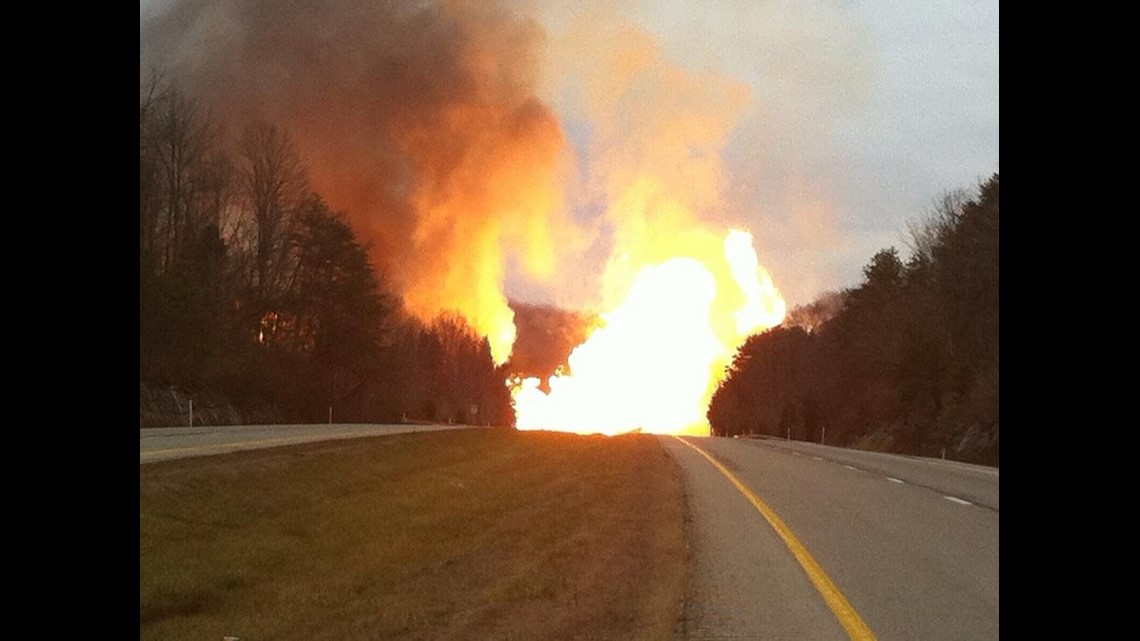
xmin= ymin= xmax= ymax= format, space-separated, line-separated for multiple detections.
xmin=513 ymin=0 xmax=998 ymax=308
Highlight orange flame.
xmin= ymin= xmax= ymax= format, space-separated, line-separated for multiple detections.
xmin=513 ymin=229 xmax=784 ymax=435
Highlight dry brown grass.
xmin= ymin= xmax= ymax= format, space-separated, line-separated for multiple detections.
xmin=140 ymin=429 xmax=685 ymax=640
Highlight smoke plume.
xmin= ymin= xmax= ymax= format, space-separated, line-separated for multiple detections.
xmin=141 ymin=0 xmax=575 ymax=364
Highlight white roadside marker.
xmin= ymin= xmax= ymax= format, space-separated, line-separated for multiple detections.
xmin=944 ymin=496 xmax=972 ymax=506
xmin=812 ymin=456 xmax=823 ymax=461
xmin=886 ymin=477 xmax=904 ymax=484
xmin=842 ymin=464 xmax=858 ymax=471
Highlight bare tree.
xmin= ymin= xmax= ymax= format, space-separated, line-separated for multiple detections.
xmin=140 ymin=78 xmax=224 ymax=275
xmin=784 ymin=290 xmax=846 ymax=334
xmin=139 ymin=72 xmax=168 ymax=276
xmin=236 ymin=122 xmax=309 ymax=301
xmin=903 ymin=188 xmax=970 ymax=264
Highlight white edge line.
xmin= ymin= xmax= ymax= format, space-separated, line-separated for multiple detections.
xmin=944 ymin=496 xmax=973 ymax=506
xmin=886 ymin=477 xmax=904 ymax=484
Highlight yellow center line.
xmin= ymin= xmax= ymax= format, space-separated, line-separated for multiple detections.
xmin=673 ymin=435 xmax=877 ymax=641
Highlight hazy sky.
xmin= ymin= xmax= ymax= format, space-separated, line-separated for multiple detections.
xmin=141 ymin=0 xmax=998 ymax=310
xmin=518 ymin=0 xmax=998 ymax=308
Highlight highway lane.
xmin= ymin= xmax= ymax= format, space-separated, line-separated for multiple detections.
xmin=663 ymin=436 xmax=998 ymax=640
xmin=729 ymin=437 xmax=998 ymax=510
xmin=140 ymin=423 xmax=488 ymax=464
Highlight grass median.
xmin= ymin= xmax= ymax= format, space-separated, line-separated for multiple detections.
xmin=140 ymin=429 xmax=686 ymax=640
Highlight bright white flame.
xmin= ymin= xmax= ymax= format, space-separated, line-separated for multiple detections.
xmin=725 ymin=230 xmax=787 ymax=334
xmin=513 ymin=230 xmax=785 ymax=435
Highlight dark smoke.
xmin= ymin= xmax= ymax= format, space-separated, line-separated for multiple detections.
xmin=141 ymin=0 xmax=571 ymax=362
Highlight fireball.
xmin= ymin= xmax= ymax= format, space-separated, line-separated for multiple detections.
xmin=513 ymin=229 xmax=784 ymax=435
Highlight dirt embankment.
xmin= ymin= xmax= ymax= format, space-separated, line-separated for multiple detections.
xmin=140 ymin=384 xmax=282 ymax=428
xmin=850 ymin=421 xmax=999 ymax=467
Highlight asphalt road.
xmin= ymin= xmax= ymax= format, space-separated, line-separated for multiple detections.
xmin=662 ymin=435 xmax=998 ymax=640
xmin=139 ymin=423 xmax=487 ymax=464
xmin=142 ymin=424 xmax=998 ymax=637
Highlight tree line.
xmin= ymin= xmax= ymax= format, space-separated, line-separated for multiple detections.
xmin=140 ymin=76 xmax=513 ymax=427
xmin=708 ymin=175 xmax=999 ymax=465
